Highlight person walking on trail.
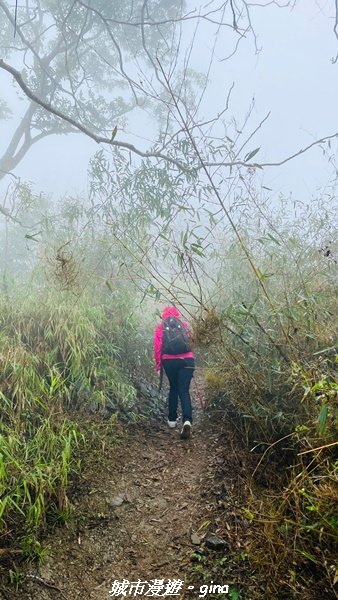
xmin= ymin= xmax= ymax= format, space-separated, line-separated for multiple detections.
xmin=154 ymin=305 xmax=195 ymax=439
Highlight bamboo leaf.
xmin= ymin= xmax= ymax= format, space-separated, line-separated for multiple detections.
xmin=110 ymin=125 xmax=118 ymax=141
xmin=318 ymin=404 xmax=329 ymax=435
xmin=267 ymin=233 xmax=281 ymax=245
xmin=244 ymin=147 xmax=260 ymax=162
xmin=24 ymin=233 xmax=41 ymax=242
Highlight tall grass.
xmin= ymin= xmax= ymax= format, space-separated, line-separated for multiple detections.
xmin=193 ymin=197 xmax=337 ymax=597
xmin=0 ymin=286 xmax=153 ymax=563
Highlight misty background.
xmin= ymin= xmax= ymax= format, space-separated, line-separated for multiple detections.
xmin=1 ymin=0 xmax=338 ymax=202
xmin=0 ymin=3 xmax=337 ymax=599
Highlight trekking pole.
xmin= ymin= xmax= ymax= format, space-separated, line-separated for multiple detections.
xmin=193 ymin=378 xmax=205 ymax=410
xmin=158 ymin=365 xmax=164 ymax=393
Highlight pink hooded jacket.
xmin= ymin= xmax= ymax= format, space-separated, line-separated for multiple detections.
xmin=153 ymin=306 xmax=194 ymax=372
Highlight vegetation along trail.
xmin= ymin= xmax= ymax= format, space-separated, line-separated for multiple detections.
xmin=0 ymin=1 xmax=337 ymax=599
xmin=5 ymin=394 xmax=231 ymax=600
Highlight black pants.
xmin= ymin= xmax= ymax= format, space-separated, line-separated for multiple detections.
xmin=162 ymin=358 xmax=195 ymax=423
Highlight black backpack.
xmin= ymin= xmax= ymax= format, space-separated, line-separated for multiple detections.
xmin=162 ymin=316 xmax=191 ymax=355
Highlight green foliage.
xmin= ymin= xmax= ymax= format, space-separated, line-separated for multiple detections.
xmin=0 ymin=0 xmax=186 ymax=132
xmin=201 ymin=200 xmax=337 ymax=441
xmin=192 ymin=193 xmax=338 ymax=598
xmin=8 ymin=567 xmax=24 ymax=590
xmin=0 ymin=278 xmax=153 ymax=560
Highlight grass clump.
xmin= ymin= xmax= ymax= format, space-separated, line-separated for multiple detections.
xmin=0 ymin=286 xmax=153 ymax=565
xmin=194 ymin=198 xmax=337 ymax=598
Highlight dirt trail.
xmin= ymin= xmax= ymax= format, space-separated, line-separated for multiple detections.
xmin=10 ymin=396 xmax=220 ymax=600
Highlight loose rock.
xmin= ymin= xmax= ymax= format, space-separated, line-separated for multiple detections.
xmin=106 ymin=495 xmax=125 ymax=507
xmin=205 ymin=533 xmax=227 ymax=550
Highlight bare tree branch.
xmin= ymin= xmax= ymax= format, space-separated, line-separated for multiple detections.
xmin=14 ymin=0 xmax=18 ymax=36
xmin=2 ymin=55 xmax=338 ymax=175
xmin=0 ymin=202 xmax=21 ymax=221
xmin=76 ymin=0 xmax=239 ymax=30
xmin=0 ymin=59 xmax=190 ymax=170
xmin=332 ymin=0 xmax=338 ymax=63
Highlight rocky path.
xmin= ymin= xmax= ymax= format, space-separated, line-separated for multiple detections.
xmin=8 ymin=394 xmax=221 ymax=600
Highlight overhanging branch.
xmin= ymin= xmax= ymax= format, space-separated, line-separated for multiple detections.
xmin=0 ymin=59 xmax=189 ymax=171
xmin=1 ymin=58 xmax=338 ymax=174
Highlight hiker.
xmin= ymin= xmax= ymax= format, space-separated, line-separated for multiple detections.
xmin=154 ymin=306 xmax=195 ymax=439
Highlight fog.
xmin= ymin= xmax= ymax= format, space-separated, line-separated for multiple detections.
xmin=0 ymin=5 xmax=337 ymax=598
xmin=1 ymin=0 xmax=338 ymax=202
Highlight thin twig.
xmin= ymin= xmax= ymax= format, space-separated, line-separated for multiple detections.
xmin=298 ymin=440 xmax=338 ymax=456
xmin=14 ymin=0 xmax=18 ymax=36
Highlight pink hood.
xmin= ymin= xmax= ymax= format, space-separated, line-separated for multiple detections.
xmin=161 ymin=306 xmax=181 ymax=320
xmin=153 ymin=306 xmax=193 ymax=372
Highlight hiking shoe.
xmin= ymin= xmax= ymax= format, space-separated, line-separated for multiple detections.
xmin=180 ymin=420 xmax=192 ymax=439
xmin=168 ymin=420 xmax=177 ymax=428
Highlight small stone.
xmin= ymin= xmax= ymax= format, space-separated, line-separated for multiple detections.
xmin=106 ymin=495 xmax=124 ymax=507
xmin=191 ymin=532 xmax=202 ymax=545
xmin=205 ymin=533 xmax=227 ymax=550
